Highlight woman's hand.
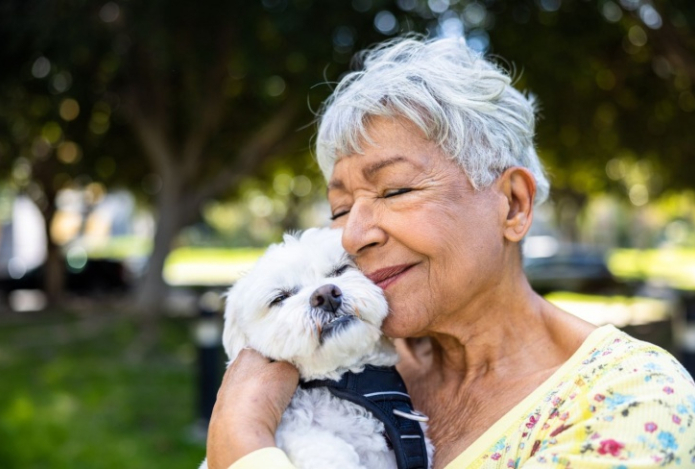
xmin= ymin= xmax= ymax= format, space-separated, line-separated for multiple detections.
xmin=206 ymin=349 xmax=299 ymax=469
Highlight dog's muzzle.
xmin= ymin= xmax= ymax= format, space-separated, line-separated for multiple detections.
xmin=310 ymin=284 xmax=357 ymax=343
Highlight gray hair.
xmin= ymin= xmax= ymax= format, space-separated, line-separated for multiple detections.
xmin=316 ymin=36 xmax=549 ymax=204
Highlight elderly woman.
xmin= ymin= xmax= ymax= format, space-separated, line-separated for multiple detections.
xmin=206 ymin=38 xmax=695 ymax=468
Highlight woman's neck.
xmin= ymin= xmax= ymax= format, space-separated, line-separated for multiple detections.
xmin=423 ymin=275 xmax=590 ymax=386
xmin=395 ymin=270 xmax=597 ymax=469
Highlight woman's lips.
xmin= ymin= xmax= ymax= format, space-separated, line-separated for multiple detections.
xmin=366 ymin=264 xmax=414 ymax=290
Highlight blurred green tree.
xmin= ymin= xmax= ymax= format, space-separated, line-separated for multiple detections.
xmin=493 ymin=0 xmax=695 ymax=241
xmin=1 ymin=0 xmax=693 ymax=317
xmin=0 ymin=0 xmax=422 ymax=315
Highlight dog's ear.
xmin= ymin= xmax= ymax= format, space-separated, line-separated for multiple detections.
xmin=221 ymin=287 xmax=248 ymax=364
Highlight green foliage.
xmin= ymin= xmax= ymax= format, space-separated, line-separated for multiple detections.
xmin=2 ymin=0 xmax=694 ymax=204
xmin=608 ymin=246 xmax=695 ymax=289
xmin=0 ymin=313 xmax=205 ymax=469
xmin=395 ymin=0 xmax=695 ymax=204
xmin=0 ymin=0 xmax=430 ymax=304
xmin=493 ymin=0 xmax=694 ymax=199
xmin=0 ymin=0 xmax=421 ymax=201
xmin=2 ymin=0 xmax=694 ymax=300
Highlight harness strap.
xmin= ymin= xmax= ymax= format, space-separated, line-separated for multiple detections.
xmin=301 ymin=365 xmax=428 ymax=469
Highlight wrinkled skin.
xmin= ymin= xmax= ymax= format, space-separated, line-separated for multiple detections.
xmin=206 ymin=117 xmax=595 ymax=469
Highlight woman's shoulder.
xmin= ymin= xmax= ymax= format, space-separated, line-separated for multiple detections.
xmin=571 ymin=325 xmax=695 ymax=394
xmin=445 ymin=327 xmax=695 ymax=468
xmin=553 ymin=326 xmax=695 ymax=447
xmin=520 ymin=326 xmax=695 ymax=467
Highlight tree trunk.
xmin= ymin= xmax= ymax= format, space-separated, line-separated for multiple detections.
xmin=129 ymin=187 xmax=183 ymax=353
xmin=124 ymin=97 xmax=299 ymax=352
xmin=43 ymin=218 xmax=64 ymax=306
xmin=136 ymin=187 xmax=183 ymax=311
xmin=32 ymin=179 xmax=64 ymax=307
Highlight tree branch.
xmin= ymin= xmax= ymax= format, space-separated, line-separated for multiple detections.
xmin=181 ymin=99 xmax=301 ymax=222
xmin=179 ymin=30 xmax=237 ymax=179
xmin=125 ymin=97 xmax=178 ymax=184
xmin=179 ymin=74 xmax=229 ymax=179
xmin=121 ymin=39 xmax=178 ymax=183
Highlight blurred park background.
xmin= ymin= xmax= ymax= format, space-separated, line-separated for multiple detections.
xmin=1 ymin=0 xmax=694 ymax=467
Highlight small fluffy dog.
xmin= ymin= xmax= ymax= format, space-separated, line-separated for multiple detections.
xmin=201 ymin=228 xmax=432 ymax=469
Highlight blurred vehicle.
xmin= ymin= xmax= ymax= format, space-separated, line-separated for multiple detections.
xmin=0 ymin=258 xmax=131 ymax=297
xmin=524 ymin=248 xmax=635 ymax=296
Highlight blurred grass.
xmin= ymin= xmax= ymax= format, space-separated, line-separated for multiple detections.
xmin=164 ymin=247 xmax=265 ymax=286
xmin=0 ymin=310 xmax=207 ymax=469
xmin=83 ymin=235 xmax=153 ymax=260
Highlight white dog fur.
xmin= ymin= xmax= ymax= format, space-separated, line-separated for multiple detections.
xmin=200 ymin=228 xmax=432 ymax=469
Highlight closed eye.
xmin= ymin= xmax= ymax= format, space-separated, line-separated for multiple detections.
xmin=269 ymin=291 xmax=292 ymax=307
xmin=328 ymin=264 xmax=352 ymax=277
xmin=330 ymin=210 xmax=349 ymax=221
xmin=384 ymin=188 xmax=412 ymax=198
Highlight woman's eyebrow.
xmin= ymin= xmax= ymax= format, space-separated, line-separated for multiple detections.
xmin=326 ymin=179 xmax=345 ymax=194
xmin=363 ymin=155 xmax=417 ymax=180
xmin=327 ymin=156 xmax=422 ymax=195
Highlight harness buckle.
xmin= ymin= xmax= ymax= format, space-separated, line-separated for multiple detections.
xmin=393 ymin=408 xmax=430 ymax=422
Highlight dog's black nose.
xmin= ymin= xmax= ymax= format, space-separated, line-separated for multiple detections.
xmin=310 ymin=284 xmax=342 ymax=313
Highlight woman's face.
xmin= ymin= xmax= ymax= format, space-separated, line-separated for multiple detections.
xmin=328 ymin=117 xmax=510 ymax=338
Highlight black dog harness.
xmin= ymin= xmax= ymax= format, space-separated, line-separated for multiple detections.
xmin=301 ymin=365 xmax=429 ymax=469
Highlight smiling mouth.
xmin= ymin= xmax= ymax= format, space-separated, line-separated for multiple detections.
xmin=366 ymin=264 xmax=415 ymax=290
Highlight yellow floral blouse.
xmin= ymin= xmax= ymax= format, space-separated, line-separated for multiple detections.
xmin=229 ymin=325 xmax=695 ymax=469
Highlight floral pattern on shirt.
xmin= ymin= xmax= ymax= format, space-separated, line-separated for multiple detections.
xmin=452 ymin=326 xmax=695 ymax=468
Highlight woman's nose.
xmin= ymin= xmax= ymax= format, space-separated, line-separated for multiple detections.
xmin=340 ymin=199 xmax=387 ymax=255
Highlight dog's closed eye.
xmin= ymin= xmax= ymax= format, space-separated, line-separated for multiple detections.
xmin=328 ymin=264 xmax=352 ymax=277
xmin=269 ymin=290 xmax=294 ymax=307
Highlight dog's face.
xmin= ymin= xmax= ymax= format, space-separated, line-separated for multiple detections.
xmin=222 ymin=228 xmax=389 ymax=378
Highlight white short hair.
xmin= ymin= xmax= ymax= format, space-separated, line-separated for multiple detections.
xmin=316 ymin=36 xmax=549 ymax=204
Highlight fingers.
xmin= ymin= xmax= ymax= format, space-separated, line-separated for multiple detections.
xmin=223 ymin=348 xmax=299 ymax=390
xmin=206 ymin=349 xmax=299 ymax=469
xmin=222 ymin=348 xmax=270 ymax=382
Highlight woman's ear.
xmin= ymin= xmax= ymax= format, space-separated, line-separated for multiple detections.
xmin=498 ymin=167 xmax=536 ymax=243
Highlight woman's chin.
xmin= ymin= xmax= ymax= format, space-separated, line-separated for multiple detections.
xmin=381 ymin=312 xmax=423 ymax=339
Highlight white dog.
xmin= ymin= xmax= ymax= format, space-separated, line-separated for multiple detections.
xmin=201 ymin=228 xmax=432 ymax=469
